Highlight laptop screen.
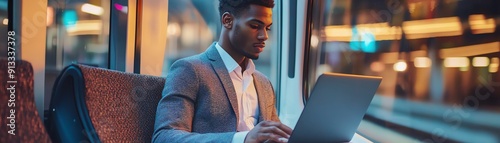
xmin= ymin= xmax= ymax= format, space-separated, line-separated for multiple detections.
xmin=288 ymin=73 xmax=382 ymax=143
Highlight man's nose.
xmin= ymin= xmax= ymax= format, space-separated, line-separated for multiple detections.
xmin=258 ymin=29 xmax=269 ymax=41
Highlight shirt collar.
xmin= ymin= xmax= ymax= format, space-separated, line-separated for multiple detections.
xmin=215 ymin=42 xmax=255 ymax=74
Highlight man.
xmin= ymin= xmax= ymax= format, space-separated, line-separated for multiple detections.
xmin=152 ymin=0 xmax=292 ymax=143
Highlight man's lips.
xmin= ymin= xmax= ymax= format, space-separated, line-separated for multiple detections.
xmin=253 ymin=44 xmax=265 ymax=53
xmin=253 ymin=43 xmax=265 ymax=48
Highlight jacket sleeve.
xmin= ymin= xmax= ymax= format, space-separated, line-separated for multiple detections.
xmin=152 ymin=59 xmax=235 ymax=143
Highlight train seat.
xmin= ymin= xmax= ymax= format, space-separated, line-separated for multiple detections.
xmin=47 ymin=64 xmax=165 ymax=142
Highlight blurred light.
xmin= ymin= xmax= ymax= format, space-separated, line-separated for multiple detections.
xmin=414 ymin=57 xmax=432 ymax=68
xmin=2 ymin=18 xmax=7 ymax=25
xmin=444 ymin=57 xmax=469 ymax=68
xmin=350 ymin=30 xmax=377 ymax=53
xmin=489 ymin=65 xmax=498 ymax=73
xmin=380 ymin=52 xmax=399 ymax=64
xmin=410 ymin=50 xmax=427 ymax=60
xmin=82 ymin=3 xmax=103 ymax=16
xmin=408 ymin=3 xmax=416 ymax=14
xmin=459 ymin=66 xmax=469 ymax=72
xmin=403 ymin=17 xmax=462 ymax=39
xmin=360 ymin=32 xmax=376 ymax=53
xmin=310 ymin=35 xmax=319 ymax=48
xmin=47 ymin=7 xmax=54 ymax=26
xmin=62 ymin=10 xmax=78 ymax=27
xmin=356 ymin=23 xmax=402 ymax=41
xmin=370 ymin=62 xmax=385 ymax=72
xmin=167 ymin=22 xmax=181 ymax=36
xmin=66 ymin=20 xmax=102 ymax=36
xmin=324 ymin=23 xmax=402 ymax=42
xmin=121 ymin=6 xmax=128 ymax=14
xmin=469 ymin=14 xmax=496 ymax=34
xmin=491 ymin=58 xmax=499 ymax=65
xmin=440 ymin=42 xmax=499 ymax=58
xmin=393 ymin=61 xmax=407 ymax=72
xmin=181 ymin=23 xmax=198 ymax=46
xmin=114 ymin=3 xmax=128 ymax=14
xmin=324 ymin=25 xmax=352 ymax=41
xmin=325 ymin=16 xmax=491 ymax=41
xmin=114 ymin=3 xmax=123 ymax=10
xmin=490 ymin=58 xmax=499 ymax=73
xmin=472 ymin=57 xmax=490 ymax=67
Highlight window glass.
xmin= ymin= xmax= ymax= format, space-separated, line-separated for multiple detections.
xmin=0 ymin=0 xmax=7 ymax=57
xmin=45 ymin=0 xmax=111 ymax=109
xmin=163 ymin=0 xmax=280 ymax=86
xmin=309 ymin=0 xmax=500 ymax=142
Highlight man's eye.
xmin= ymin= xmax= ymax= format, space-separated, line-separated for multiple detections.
xmin=250 ymin=25 xmax=259 ymax=29
xmin=266 ymin=27 xmax=271 ymax=31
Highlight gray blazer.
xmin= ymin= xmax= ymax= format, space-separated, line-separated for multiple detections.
xmin=152 ymin=43 xmax=280 ymax=143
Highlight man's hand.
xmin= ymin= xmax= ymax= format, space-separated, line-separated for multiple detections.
xmin=244 ymin=121 xmax=293 ymax=143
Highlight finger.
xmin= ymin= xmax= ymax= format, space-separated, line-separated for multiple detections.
xmin=262 ymin=133 xmax=287 ymax=143
xmin=278 ymin=123 xmax=293 ymax=135
xmin=260 ymin=121 xmax=271 ymax=126
xmin=278 ymin=137 xmax=289 ymax=143
xmin=261 ymin=121 xmax=281 ymax=127
xmin=268 ymin=137 xmax=289 ymax=143
xmin=261 ymin=121 xmax=293 ymax=137
xmin=262 ymin=126 xmax=290 ymax=139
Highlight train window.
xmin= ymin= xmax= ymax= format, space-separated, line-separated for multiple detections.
xmin=45 ymin=0 xmax=111 ymax=109
xmin=46 ymin=0 xmax=110 ymax=69
xmin=163 ymin=0 xmax=281 ymax=87
xmin=308 ymin=0 xmax=500 ymax=142
xmin=0 ymin=0 xmax=7 ymax=57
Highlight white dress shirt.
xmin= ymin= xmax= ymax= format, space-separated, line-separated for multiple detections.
xmin=215 ymin=43 xmax=260 ymax=143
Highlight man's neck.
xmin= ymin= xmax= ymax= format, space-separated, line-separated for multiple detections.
xmin=239 ymin=58 xmax=248 ymax=74
xmin=217 ymin=39 xmax=248 ymax=73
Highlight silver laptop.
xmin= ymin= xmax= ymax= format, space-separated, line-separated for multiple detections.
xmin=288 ymin=73 xmax=382 ymax=143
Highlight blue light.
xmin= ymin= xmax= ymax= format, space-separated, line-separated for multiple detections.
xmin=361 ymin=33 xmax=376 ymax=53
xmin=62 ymin=10 xmax=78 ymax=27
xmin=350 ymin=27 xmax=361 ymax=51
xmin=349 ymin=27 xmax=377 ymax=53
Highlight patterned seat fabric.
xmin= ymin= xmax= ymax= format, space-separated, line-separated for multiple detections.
xmin=0 ymin=59 xmax=51 ymax=142
xmin=48 ymin=64 xmax=165 ymax=142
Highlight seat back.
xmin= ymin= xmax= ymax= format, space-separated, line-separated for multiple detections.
xmin=0 ymin=59 xmax=51 ymax=142
xmin=47 ymin=64 xmax=164 ymax=143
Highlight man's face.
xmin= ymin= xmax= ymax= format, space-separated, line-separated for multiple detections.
xmin=228 ymin=4 xmax=273 ymax=60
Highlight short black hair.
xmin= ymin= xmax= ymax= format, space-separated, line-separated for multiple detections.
xmin=219 ymin=0 xmax=275 ymax=18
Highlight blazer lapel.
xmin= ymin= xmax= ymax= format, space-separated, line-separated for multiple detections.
xmin=205 ymin=43 xmax=239 ymax=121
xmin=253 ymin=74 xmax=270 ymax=122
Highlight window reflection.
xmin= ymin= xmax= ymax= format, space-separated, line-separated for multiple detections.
xmin=309 ymin=0 xmax=500 ymax=142
xmin=164 ymin=0 xmax=217 ymax=70
xmin=46 ymin=0 xmax=109 ymax=70
xmin=163 ymin=0 xmax=279 ymax=84
xmin=0 ymin=0 xmax=7 ymax=57
xmin=45 ymin=0 xmax=111 ymax=109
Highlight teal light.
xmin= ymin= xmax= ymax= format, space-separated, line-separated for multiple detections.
xmin=62 ymin=10 xmax=77 ymax=27
xmin=361 ymin=33 xmax=376 ymax=53
xmin=350 ymin=27 xmax=361 ymax=51
xmin=349 ymin=27 xmax=377 ymax=53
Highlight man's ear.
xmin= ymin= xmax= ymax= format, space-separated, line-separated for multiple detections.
xmin=222 ymin=12 xmax=233 ymax=29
